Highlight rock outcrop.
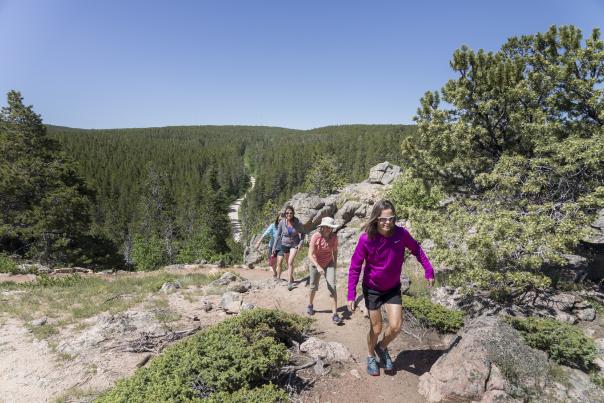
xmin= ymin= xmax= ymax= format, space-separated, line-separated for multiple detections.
xmin=245 ymin=162 xmax=403 ymax=265
xmin=418 ymin=316 xmax=549 ymax=402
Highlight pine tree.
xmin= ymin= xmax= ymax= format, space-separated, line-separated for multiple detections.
xmin=0 ymin=91 xmax=97 ymax=264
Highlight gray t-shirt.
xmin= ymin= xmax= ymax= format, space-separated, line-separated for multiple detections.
xmin=273 ymin=218 xmax=306 ymax=251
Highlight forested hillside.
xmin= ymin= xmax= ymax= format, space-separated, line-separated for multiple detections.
xmin=241 ymin=124 xmax=416 ymax=236
xmin=42 ymin=123 xmax=414 ymax=269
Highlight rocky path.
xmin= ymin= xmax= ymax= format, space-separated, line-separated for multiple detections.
xmin=228 ymin=176 xmax=255 ymax=242
xmin=231 ymin=266 xmax=443 ymax=403
xmin=0 ymin=264 xmax=446 ymax=402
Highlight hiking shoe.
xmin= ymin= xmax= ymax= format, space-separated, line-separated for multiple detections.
xmin=307 ymin=304 xmax=315 ymax=316
xmin=375 ymin=343 xmax=393 ymax=371
xmin=332 ymin=314 xmax=342 ymax=324
xmin=367 ymin=356 xmax=379 ymax=376
xmin=287 ymin=282 xmax=293 ymax=291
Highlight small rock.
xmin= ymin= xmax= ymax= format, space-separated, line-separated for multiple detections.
xmin=574 ymin=308 xmax=596 ymax=321
xmin=29 ymin=317 xmax=48 ymax=327
xmin=247 ymin=263 xmax=254 ymax=269
xmin=211 ymin=272 xmax=239 ymax=286
xmin=595 ymin=338 xmax=604 ymax=352
xmin=555 ymin=311 xmax=578 ymax=324
xmin=350 ymin=369 xmax=361 ymax=379
xmin=314 ymin=358 xmax=329 ymax=376
xmin=300 ymin=337 xmax=352 ymax=363
xmin=160 ymin=281 xmax=181 ymax=294
xmin=202 ymin=301 xmax=213 ymax=312
xmin=241 ymin=303 xmax=255 ymax=311
xmin=53 ymin=267 xmax=75 ymax=274
xmin=228 ymin=281 xmax=251 ymax=293
xmin=219 ymin=291 xmax=243 ymax=313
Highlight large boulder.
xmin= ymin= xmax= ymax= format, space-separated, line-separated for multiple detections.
xmin=368 ymin=161 xmax=402 ymax=185
xmin=287 ymin=193 xmax=337 ymax=233
xmin=418 ymin=316 xmax=549 ymax=402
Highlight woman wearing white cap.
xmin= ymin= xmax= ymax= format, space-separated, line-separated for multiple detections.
xmin=307 ymin=216 xmax=342 ymax=324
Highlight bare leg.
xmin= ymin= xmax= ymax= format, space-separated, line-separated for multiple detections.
xmin=309 ymin=289 xmax=316 ymax=305
xmin=331 ymin=292 xmax=338 ymax=315
xmin=379 ymin=303 xmax=402 ymax=348
xmin=276 ymin=255 xmax=284 ymax=280
xmin=270 ymin=255 xmax=277 ymax=277
xmin=367 ymin=309 xmax=383 ymax=356
xmin=287 ymin=247 xmax=298 ymax=283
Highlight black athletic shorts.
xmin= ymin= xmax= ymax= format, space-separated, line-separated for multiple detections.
xmin=362 ymin=283 xmax=402 ymax=310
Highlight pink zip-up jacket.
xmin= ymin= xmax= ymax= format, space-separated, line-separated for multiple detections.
xmin=347 ymin=225 xmax=434 ymax=302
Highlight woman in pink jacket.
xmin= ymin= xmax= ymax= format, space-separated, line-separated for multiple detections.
xmin=347 ymin=200 xmax=434 ymax=376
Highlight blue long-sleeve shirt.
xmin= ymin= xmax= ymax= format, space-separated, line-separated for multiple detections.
xmin=261 ymin=223 xmax=279 ymax=241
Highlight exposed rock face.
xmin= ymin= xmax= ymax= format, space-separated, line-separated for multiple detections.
xmin=368 ymin=161 xmax=402 ymax=185
xmin=541 ymin=366 xmax=604 ymax=403
xmin=245 ymin=162 xmax=402 ymax=265
xmin=418 ymin=316 xmax=549 ymax=402
xmin=287 ymin=193 xmax=337 ymax=233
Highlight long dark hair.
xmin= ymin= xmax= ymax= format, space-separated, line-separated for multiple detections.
xmin=284 ymin=205 xmax=295 ymax=223
xmin=363 ymin=200 xmax=396 ymax=239
xmin=273 ymin=213 xmax=281 ymax=227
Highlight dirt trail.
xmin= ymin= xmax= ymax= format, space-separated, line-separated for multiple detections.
xmin=233 ymin=266 xmax=440 ymax=403
xmin=0 ymin=265 xmax=441 ymax=402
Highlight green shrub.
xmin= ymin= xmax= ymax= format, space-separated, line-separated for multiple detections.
xmin=131 ymin=234 xmax=166 ymax=271
xmin=98 ymin=309 xmax=311 ymax=402
xmin=0 ymin=253 xmax=18 ymax=274
xmin=505 ymin=316 xmax=598 ymax=370
xmin=28 ymin=274 xmax=83 ymax=288
xmin=403 ymin=296 xmax=464 ymax=333
xmin=449 ymin=267 xmax=552 ymax=302
xmin=387 ymin=171 xmax=444 ymax=218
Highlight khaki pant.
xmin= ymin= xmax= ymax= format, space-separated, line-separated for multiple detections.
xmin=309 ymin=262 xmax=336 ymax=297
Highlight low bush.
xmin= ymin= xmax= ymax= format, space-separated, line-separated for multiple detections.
xmin=505 ymin=316 xmax=598 ymax=370
xmin=98 ymin=309 xmax=312 ymax=402
xmin=449 ymin=267 xmax=552 ymax=303
xmin=0 ymin=253 xmax=18 ymax=274
xmin=403 ymin=295 xmax=464 ymax=333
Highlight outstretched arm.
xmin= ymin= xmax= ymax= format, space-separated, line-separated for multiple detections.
xmin=402 ymin=228 xmax=434 ymax=284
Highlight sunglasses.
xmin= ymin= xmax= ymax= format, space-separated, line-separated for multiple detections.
xmin=377 ymin=216 xmax=396 ymax=224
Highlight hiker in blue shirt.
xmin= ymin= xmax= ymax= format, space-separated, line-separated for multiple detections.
xmin=255 ymin=213 xmax=281 ymax=278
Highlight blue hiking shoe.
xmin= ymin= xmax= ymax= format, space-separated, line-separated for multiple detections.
xmin=332 ymin=313 xmax=342 ymax=324
xmin=306 ymin=304 xmax=315 ymax=316
xmin=367 ymin=356 xmax=380 ymax=376
xmin=375 ymin=343 xmax=394 ymax=371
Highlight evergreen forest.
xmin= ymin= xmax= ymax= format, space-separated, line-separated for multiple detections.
xmin=0 ymin=95 xmax=413 ymax=270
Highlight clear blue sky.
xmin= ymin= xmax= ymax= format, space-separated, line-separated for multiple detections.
xmin=1 ymin=0 xmax=602 ymax=129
